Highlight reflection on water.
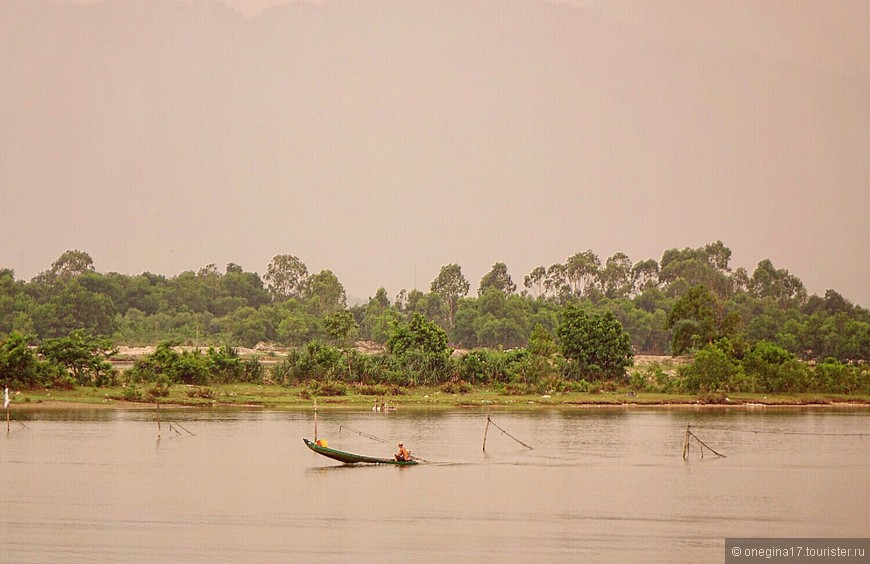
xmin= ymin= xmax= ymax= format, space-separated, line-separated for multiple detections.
xmin=2 ymin=407 xmax=869 ymax=563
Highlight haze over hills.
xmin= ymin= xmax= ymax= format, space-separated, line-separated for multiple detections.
xmin=1 ymin=0 xmax=868 ymax=306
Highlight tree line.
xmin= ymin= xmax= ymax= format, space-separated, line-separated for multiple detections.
xmin=0 ymin=243 xmax=868 ymax=394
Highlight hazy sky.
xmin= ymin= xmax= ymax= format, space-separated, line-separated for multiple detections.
xmin=2 ymin=0 xmax=868 ymax=306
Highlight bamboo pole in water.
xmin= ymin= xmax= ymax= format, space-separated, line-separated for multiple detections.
xmin=314 ymin=398 xmax=318 ymax=442
xmin=156 ymin=401 xmax=161 ymax=439
xmin=682 ymin=423 xmax=690 ymax=460
xmin=482 ymin=415 xmax=491 ymax=452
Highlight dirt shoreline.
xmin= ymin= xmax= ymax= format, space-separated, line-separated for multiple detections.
xmin=9 ymin=398 xmax=870 ymax=411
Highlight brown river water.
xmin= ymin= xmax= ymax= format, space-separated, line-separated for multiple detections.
xmin=1 ymin=407 xmax=868 ymax=563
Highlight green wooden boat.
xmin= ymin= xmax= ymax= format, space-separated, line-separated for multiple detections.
xmin=303 ymin=438 xmax=418 ymax=465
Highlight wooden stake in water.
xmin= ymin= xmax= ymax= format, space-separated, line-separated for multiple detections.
xmin=682 ymin=423 xmax=690 ymax=460
xmin=156 ymin=401 xmax=162 ymax=439
xmin=313 ymin=398 xmax=318 ymax=442
xmin=682 ymin=423 xmax=726 ymax=460
xmin=482 ymin=415 xmax=491 ymax=452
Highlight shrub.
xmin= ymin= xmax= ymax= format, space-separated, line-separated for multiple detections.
xmin=573 ymin=379 xmax=591 ymax=393
xmin=536 ymin=375 xmax=570 ymax=395
xmin=503 ymin=382 xmax=533 ymax=395
xmin=301 ymin=380 xmax=347 ymax=399
xmin=440 ymin=380 xmax=472 ymax=394
xmin=355 ymin=383 xmax=389 ymax=396
xmin=353 ymin=383 xmax=406 ymax=396
xmin=48 ymin=371 xmax=77 ymax=390
xmin=557 ymin=306 xmax=633 ymax=379
xmin=185 ymin=387 xmax=215 ymax=399
xmin=812 ymin=358 xmax=868 ymax=394
xmin=680 ymin=344 xmax=737 ymax=392
xmin=629 ymin=371 xmax=649 ymax=392
xmin=724 ymin=370 xmax=757 ymax=393
xmin=123 ymin=383 xmax=143 ymax=401
xmin=698 ymin=392 xmax=727 ymax=404
xmin=145 ymin=382 xmax=170 ymax=400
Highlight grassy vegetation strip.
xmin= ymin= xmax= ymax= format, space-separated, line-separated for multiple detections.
xmin=8 ymin=385 xmax=870 ymax=409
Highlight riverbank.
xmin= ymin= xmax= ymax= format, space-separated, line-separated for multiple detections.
xmin=7 ymin=384 xmax=870 ymax=410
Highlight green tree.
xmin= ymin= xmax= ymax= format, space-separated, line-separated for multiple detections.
xmin=565 ymin=250 xmax=601 ymax=297
xmin=513 ymin=324 xmax=558 ymax=386
xmin=749 ymin=259 xmax=807 ymax=306
xmin=39 ymin=330 xmax=117 ymax=386
xmin=659 ymin=242 xmax=732 ymax=299
xmin=478 ymin=262 xmax=517 ymax=296
xmin=544 ymin=263 xmax=569 ymax=301
xmin=121 ymin=273 xmax=166 ymax=315
xmin=387 ymin=313 xmax=449 ymax=359
xmin=523 ymin=266 xmax=547 ymax=299
xmin=557 ymin=305 xmax=633 ymax=379
xmin=386 ymin=312 xmax=451 ymax=385
xmin=0 ymin=332 xmax=63 ymax=388
xmin=126 ymin=342 xmax=209 ymax=385
xmin=47 ymin=249 xmax=96 ymax=282
xmin=357 ymin=288 xmax=394 ymax=342
xmin=742 ymin=341 xmax=810 ymax=392
xmin=219 ymin=268 xmax=270 ymax=310
xmin=666 ymin=284 xmax=740 ymax=355
xmin=430 ymin=264 xmax=470 ymax=329
xmin=277 ymin=301 xmax=319 ymax=346
xmin=34 ymin=278 xmax=118 ymax=337
xmin=369 ymin=287 xmax=391 ymax=309
xmin=666 ymin=285 xmax=717 ymax=354
xmin=304 ymin=270 xmax=347 ymax=316
xmin=0 ymin=269 xmax=29 ymax=334
xmin=679 ymin=343 xmax=737 ymax=392
xmin=223 ymin=306 xmax=273 ymax=347
xmin=264 ymin=254 xmax=309 ymax=301
xmin=528 ymin=323 xmax=557 ymax=357
xmin=599 ymin=252 xmax=633 ymax=299
xmin=167 ymin=271 xmax=210 ymax=313
xmin=323 ymin=310 xmax=359 ymax=347
xmin=631 ymin=259 xmax=660 ymax=294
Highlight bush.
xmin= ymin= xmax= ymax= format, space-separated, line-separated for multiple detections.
xmin=0 ymin=332 xmax=60 ymax=388
xmin=126 ymin=342 xmax=209 ymax=385
xmin=49 ymin=373 xmax=77 ymax=390
xmin=557 ymin=306 xmax=633 ymax=379
xmin=600 ymin=380 xmax=618 ymax=392
xmin=503 ymin=382 xmax=533 ymax=395
xmin=353 ymin=383 xmax=406 ymax=396
xmin=629 ymin=371 xmax=649 ymax=392
xmin=646 ymin=367 xmax=683 ymax=394
xmin=698 ymin=392 xmax=727 ymax=404
xmin=536 ymin=375 xmax=570 ymax=395
xmin=724 ymin=370 xmax=757 ymax=393
xmin=300 ymin=380 xmax=347 ymax=399
xmin=680 ymin=344 xmax=737 ymax=392
xmin=456 ymin=349 xmax=528 ymax=385
xmin=440 ymin=380 xmax=472 ymax=394
xmin=736 ymin=341 xmax=815 ymax=393
xmin=185 ymin=386 xmax=215 ymax=399
xmin=145 ymin=382 xmax=170 ymax=400
xmin=355 ymin=383 xmax=390 ymax=396
xmin=812 ymin=358 xmax=868 ymax=394
xmin=123 ymin=383 xmax=143 ymax=401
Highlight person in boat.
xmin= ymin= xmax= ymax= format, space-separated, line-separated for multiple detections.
xmin=395 ymin=442 xmax=411 ymax=462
